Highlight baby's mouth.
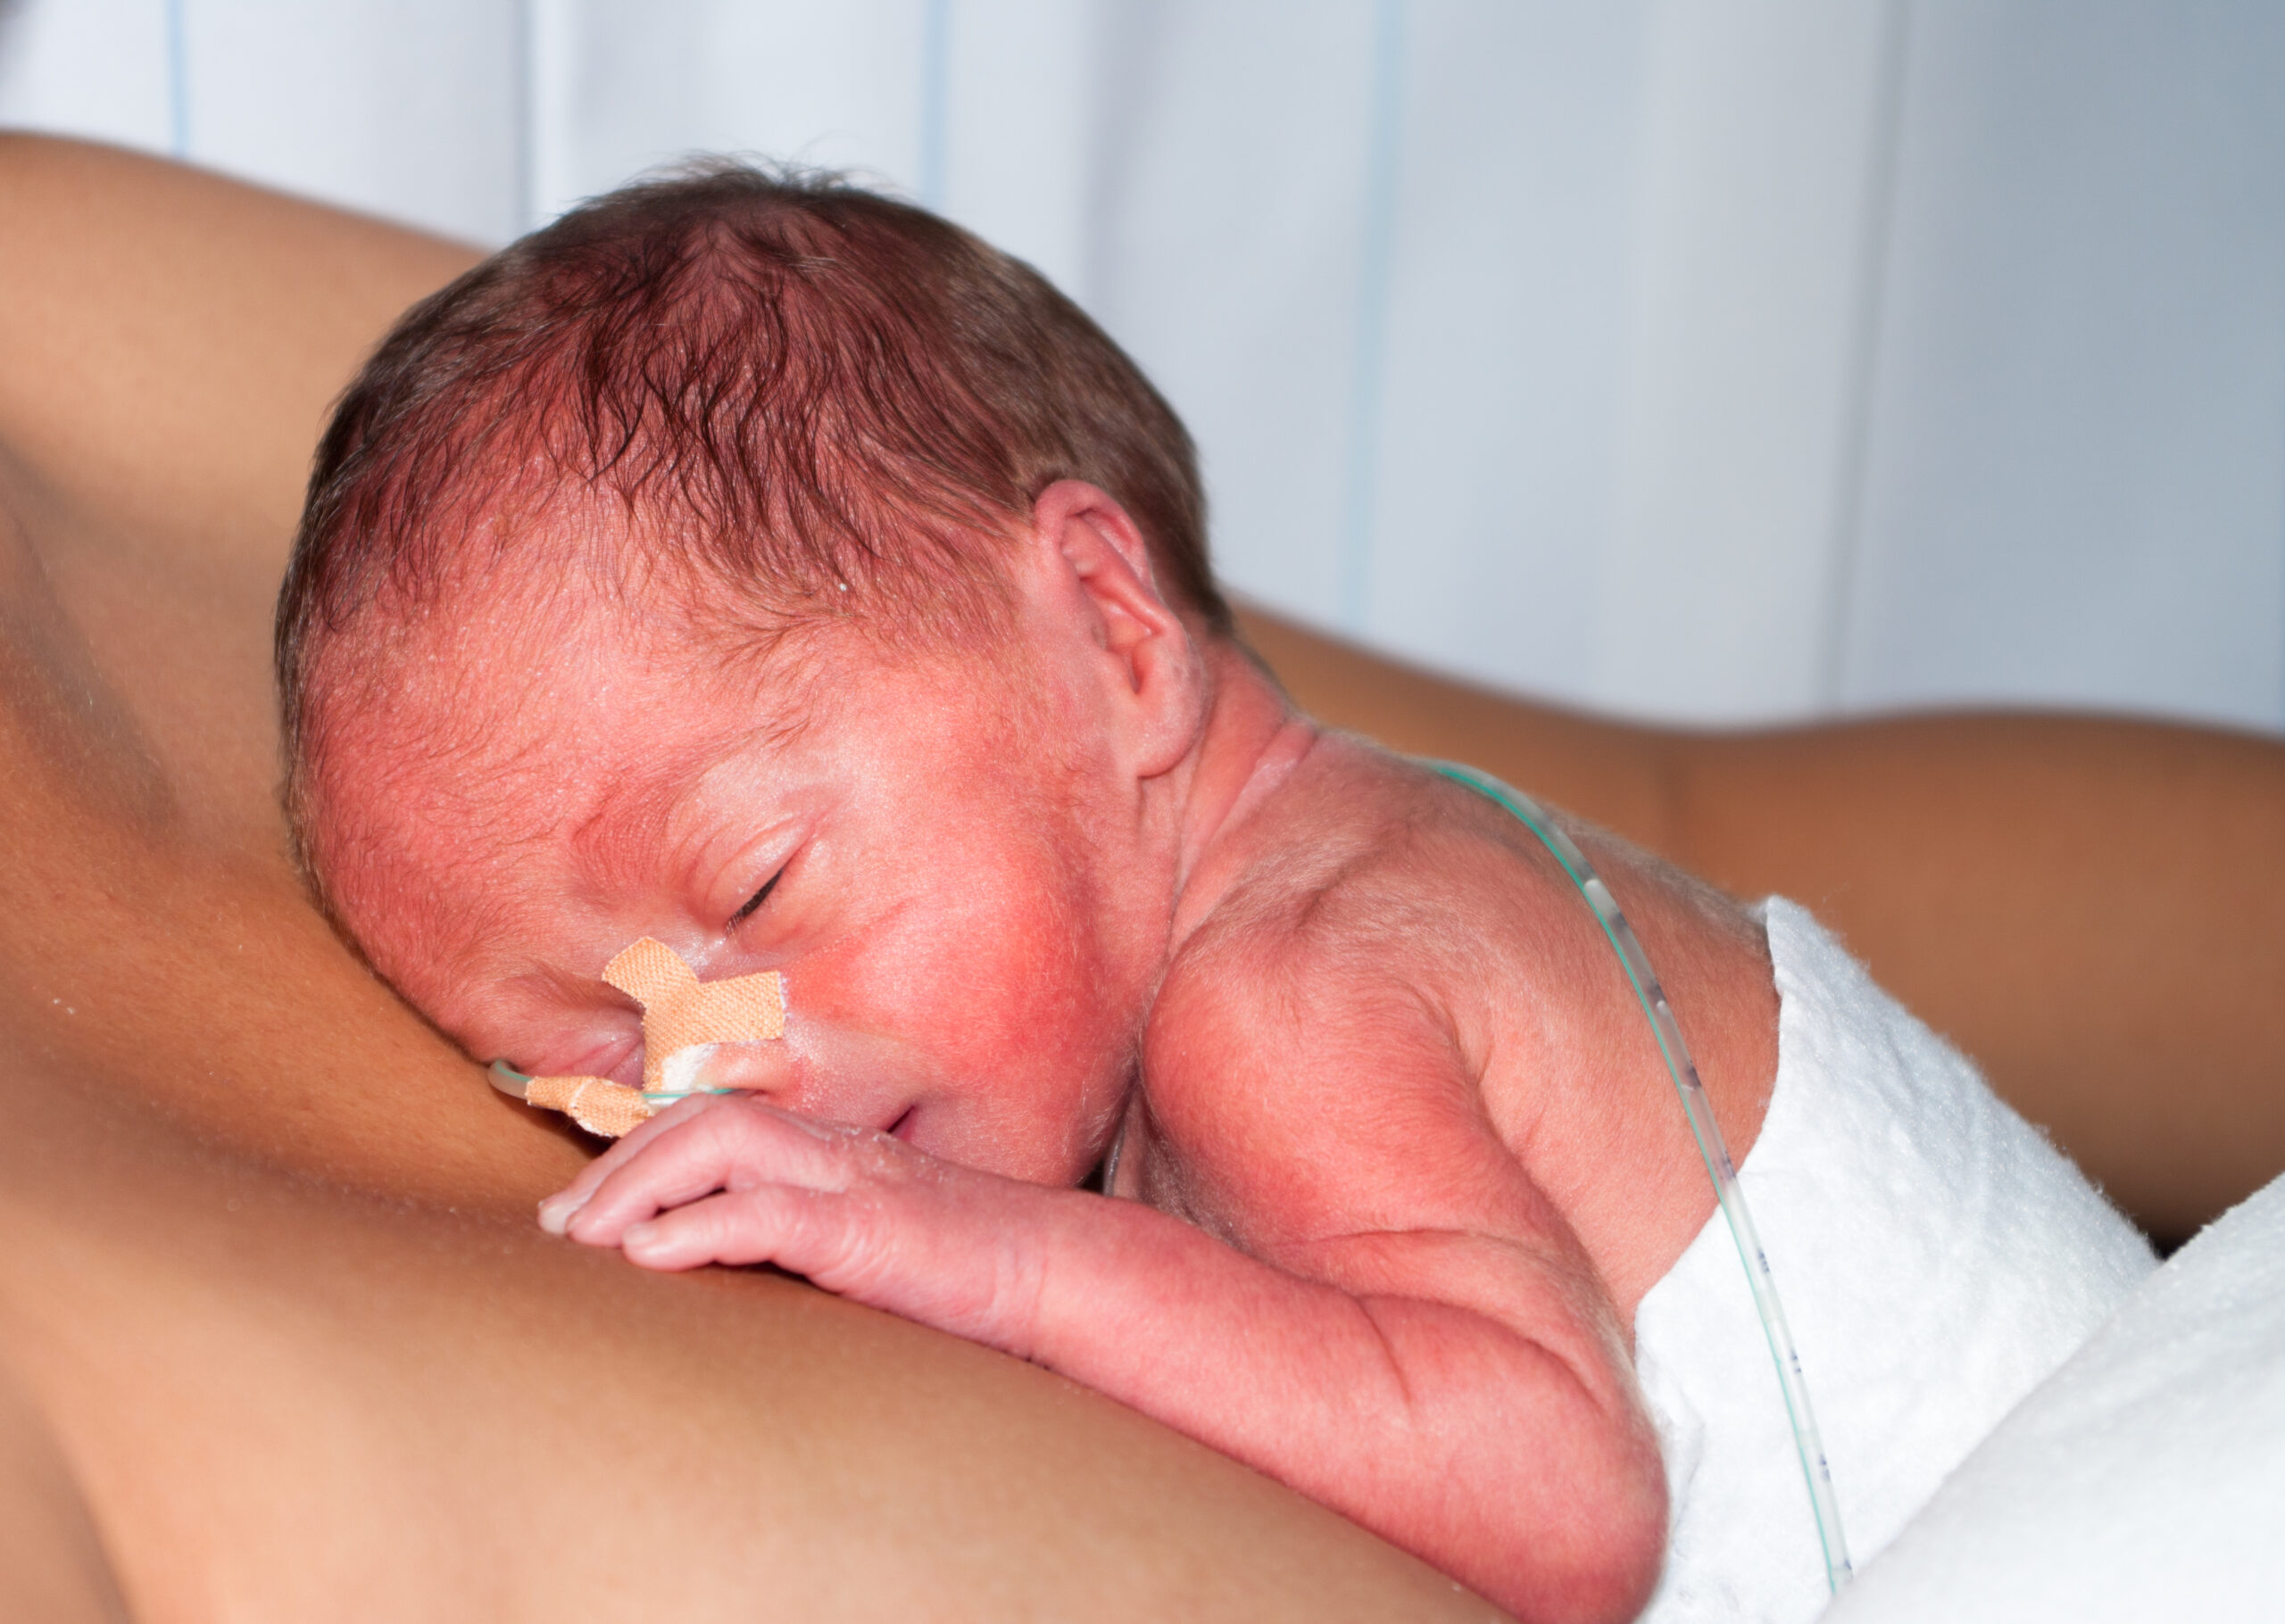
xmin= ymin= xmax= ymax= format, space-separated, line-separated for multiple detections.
xmin=886 ymin=1106 xmax=918 ymax=1141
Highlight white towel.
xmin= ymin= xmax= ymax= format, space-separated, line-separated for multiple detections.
xmin=1632 ymin=899 xmax=2155 ymax=1624
xmin=1824 ymin=1171 xmax=2285 ymax=1623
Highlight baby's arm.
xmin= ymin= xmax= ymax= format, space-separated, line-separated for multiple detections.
xmin=547 ymin=964 xmax=1665 ymax=1623
xmin=1105 ymin=937 xmax=1668 ymax=1620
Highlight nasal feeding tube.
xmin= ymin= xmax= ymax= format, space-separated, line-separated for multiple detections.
xmin=487 ymin=1058 xmax=732 ymax=1113
xmin=488 ymin=937 xmax=786 ymax=1139
xmin=1428 ymin=762 xmax=1854 ymax=1596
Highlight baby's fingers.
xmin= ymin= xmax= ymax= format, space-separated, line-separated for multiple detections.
xmin=554 ymin=1098 xmax=860 ymax=1246
xmin=536 ymin=1089 xmax=732 ymax=1229
xmin=618 ymin=1184 xmax=858 ymax=1277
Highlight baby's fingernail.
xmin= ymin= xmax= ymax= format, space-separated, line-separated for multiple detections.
xmin=536 ymin=1192 xmax=589 ymax=1236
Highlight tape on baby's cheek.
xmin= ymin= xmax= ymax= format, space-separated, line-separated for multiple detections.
xmin=517 ymin=937 xmax=787 ymax=1139
xmin=525 ymin=1073 xmax=653 ymax=1139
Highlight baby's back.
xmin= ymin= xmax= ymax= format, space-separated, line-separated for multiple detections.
xmin=1152 ymin=734 xmax=2153 ymax=1619
xmin=1148 ymin=733 xmax=1782 ymax=1310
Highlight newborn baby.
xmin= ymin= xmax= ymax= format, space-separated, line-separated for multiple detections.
xmin=278 ymin=166 xmax=2152 ymax=1623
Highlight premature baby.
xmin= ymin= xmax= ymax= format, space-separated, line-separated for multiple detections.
xmin=278 ymin=167 xmax=2152 ymax=1623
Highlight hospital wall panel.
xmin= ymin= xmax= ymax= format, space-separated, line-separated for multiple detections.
xmin=1336 ymin=2 xmax=1644 ymax=710
xmin=0 ymin=0 xmax=176 ymax=155
xmin=1841 ymin=0 xmax=2285 ymax=730
xmin=0 ymin=0 xmax=175 ymax=155
xmin=0 ymin=0 xmax=524 ymax=245
xmin=528 ymin=0 xmax=933 ymax=228
xmin=1591 ymin=0 xmax=1905 ymax=720
xmin=1 ymin=0 xmax=2278 ymax=734
xmin=179 ymin=0 xmax=525 ymax=246
xmin=934 ymin=0 xmax=1106 ymax=298
xmin=1081 ymin=0 xmax=1392 ymax=643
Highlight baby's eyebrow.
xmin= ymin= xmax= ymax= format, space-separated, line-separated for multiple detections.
xmin=574 ymin=717 xmax=812 ymax=893
xmin=564 ymin=778 xmax=686 ymax=892
xmin=559 ymin=734 xmax=741 ymax=895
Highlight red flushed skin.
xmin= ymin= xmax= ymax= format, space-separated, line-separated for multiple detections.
xmin=307 ymin=482 xmax=1778 ymax=1623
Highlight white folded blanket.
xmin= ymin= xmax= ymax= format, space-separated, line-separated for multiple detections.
xmin=1634 ymin=899 xmax=2155 ymax=1622
xmin=1825 ymin=1169 xmax=2285 ymax=1623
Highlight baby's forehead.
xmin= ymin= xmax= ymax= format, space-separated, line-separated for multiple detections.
xmin=317 ymin=586 xmax=777 ymax=823
xmin=309 ymin=541 xmax=1019 ymax=885
xmin=369 ymin=550 xmax=799 ymax=711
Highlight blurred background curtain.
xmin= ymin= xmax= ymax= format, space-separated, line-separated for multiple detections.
xmin=4 ymin=0 xmax=2279 ymax=732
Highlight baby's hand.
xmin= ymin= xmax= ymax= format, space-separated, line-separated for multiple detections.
xmin=536 ymin=1095 xmax=1058 ymax=1352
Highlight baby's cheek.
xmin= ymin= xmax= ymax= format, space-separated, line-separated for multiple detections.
xmin=862 ymin=832 xmax=1123 ymax=1066
xmin=923 ymin=924 xmax=1138 ymax=1178
xmin=948 ymin=913 xmax=1092 ymax=1061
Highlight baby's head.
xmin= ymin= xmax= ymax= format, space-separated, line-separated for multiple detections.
xmin=278 ymin=164 xmax=1240 ymax=1181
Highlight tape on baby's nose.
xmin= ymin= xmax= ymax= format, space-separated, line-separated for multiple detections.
xmin=602 ymin=936 xmax=786 ymax=1090
xmin=515 ymin=938 xmax=785 ymax=1139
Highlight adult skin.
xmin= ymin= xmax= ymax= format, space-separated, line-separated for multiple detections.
xmin=0 ymin=135 xmax=1490 ymax=1623
xmin=2 ymin=129 xmax=2278 ymax=1616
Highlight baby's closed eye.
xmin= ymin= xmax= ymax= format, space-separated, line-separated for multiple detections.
xmin=728 ymin=870 xmax=782 ymax=928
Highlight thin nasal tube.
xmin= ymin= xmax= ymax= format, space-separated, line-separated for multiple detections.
xmin=1428 ymin=761 xmax=1853 ymax=1596
xmin=486 ymin=1060 xmax=731 ymax=1112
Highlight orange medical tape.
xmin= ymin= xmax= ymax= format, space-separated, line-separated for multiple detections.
xmin=525 ymin=1073 xmax=652 ymax=1139
xmin=513 ymin=938 xmax=787 ymax=1139
xmin=602 ymin=937 xmax=786 ymax=1091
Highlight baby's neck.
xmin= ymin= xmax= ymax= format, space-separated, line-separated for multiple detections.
xmin=1165 ymin=639 xmax=1317 ymax=939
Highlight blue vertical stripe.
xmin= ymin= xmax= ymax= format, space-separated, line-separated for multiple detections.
xmin=164 ymin=0 xmax=190 ymax=159
xmin=918 ymin=0 xmax=951 ymax=211
xmin=1817 ymin=0 xmax=1913 ymax=709
xmin=516 ymin=0 xmax=536 ymax=233
xmin=1338 ymin=0 xmax=1406 ymax=636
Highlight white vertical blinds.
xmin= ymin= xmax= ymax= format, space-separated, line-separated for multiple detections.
xmin=3 ymin=0 xmax=2277 ymax=732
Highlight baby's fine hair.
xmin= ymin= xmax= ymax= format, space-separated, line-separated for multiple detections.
xmin=276 ymin=159 xmax=1226 ymax=773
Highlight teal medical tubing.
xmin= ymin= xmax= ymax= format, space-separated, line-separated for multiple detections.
xmin=486 ymin=1060 xmax=730 ymax=1113
xmin=1431 ymin=762 xmax=1853 ymax=1595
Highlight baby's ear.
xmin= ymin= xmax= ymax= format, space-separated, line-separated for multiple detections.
xmin=1026 ymin=479 xmax=1206 ymax=779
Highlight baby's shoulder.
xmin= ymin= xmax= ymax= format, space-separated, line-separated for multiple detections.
xmin=1162 ymin=742 xmax=1471 ymax=990
xmin=1140 ymin=737 xmax=1780 ymax=1271
xmin=1134 ymin=742 xmax=1569 ymax=1234
xmin=1144 ymin=742 xmax=1537 ymax=1107
xmin=1164 ymin=736 xmax=1569 ymax=982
